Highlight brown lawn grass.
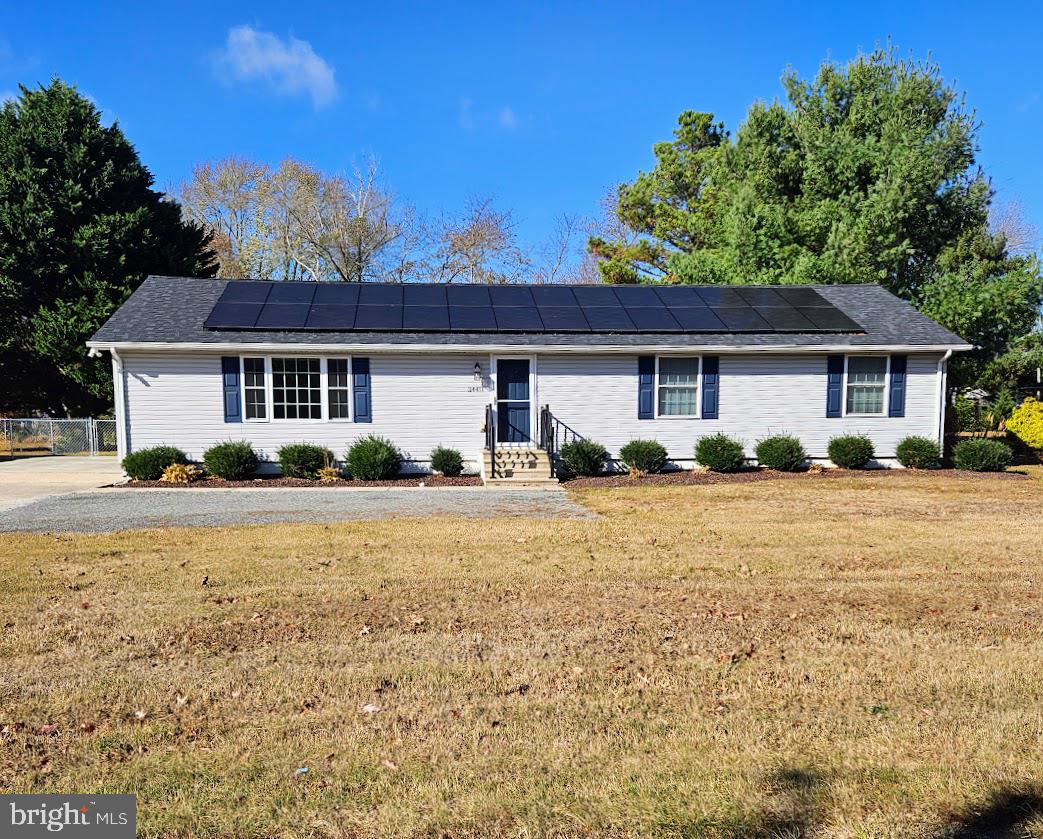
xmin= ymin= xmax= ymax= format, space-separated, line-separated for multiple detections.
xmin=1 ymin=471 xmax=1042 ymax=838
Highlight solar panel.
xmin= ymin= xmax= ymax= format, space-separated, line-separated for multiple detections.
xmin=625 ymin=307 xmax=682 ymax=331
xmin=447 ymin=285 xmax=491 ymax=306
xmin=738 ymin=287 xmax=787 ymax=307
xmin=205 ymin=301 xmax=264 ymax=328
xmin=714 ymin=307 xmax=772 ymax=331
xmin=403 ymin=305 xmax=450 ymax=330
xmin=355 ymin=304 xmax=403 ymax=330
xmin=695 ymin=287 xmax=747 ymax=306
xmin=314 ymin=284 xmax=360 ymax=305
xmin=256 ymin=304 xmax=310 ymax=329
xmin=530 ymin=286 xmax=577 ymax=306
xmin=756 ymin=307 xmax=816 ymax=331
xmin=449 ymin=306 xmax=497 ymax=330
xmin=613 ymin=286 xmax=664 ymax=307
xmin=489 ymin=285 xmax=535 ymax=306
xmin=776 ymin=287 xmax=831 ymax=307
xmin=654 ymin=286 xmax=706 ymax=306
xmin=798 ymin=307 xmax=863 ymax=331
xmin=571 ymin=285 xmax=620 ymax=306
xmin=305 ymin=304 xmax=356 ymax=329
xmin=268 ymin=283 xmax=317 ymax=305
xmin=404 ymin=285 xmax=446 ymax=305
xmin=669 ymin=307 xmax=727 ymax=331
xmin=536 ymin=306 xmax=590 ymax=331
xmin=494 ymin=306 xmax=544 ymax=331
xmin=581 ymin=306 xmax=637 ymax=331
xmin=359 ymin=285 xmax=403 ymax=305
xmin=220 ymin=282 xmax=271 ymax=303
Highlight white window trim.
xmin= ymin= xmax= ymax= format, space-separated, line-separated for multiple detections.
xmin=240 ymin=354 xmax=353 ymax=424
xmin=842 ymin=353 xmax=890 ymax=418
xmin=654 ymin=354 xmax=701 ymax=419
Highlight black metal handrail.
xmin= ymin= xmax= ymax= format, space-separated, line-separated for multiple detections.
xmin=484 ymin=403 xmax=495 ymax=470
xmin=538 ymin=405 xmax=585 ymax=477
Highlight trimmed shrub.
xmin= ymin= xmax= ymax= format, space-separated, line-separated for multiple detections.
xmin=203 ymin=441 xmax=259 ymax=480
xmin=619 ymin=439 xmax=668 ymax=475
xmin=695 ymin=433 xmax=746 ymax=473
xmin=827 ymin=435 xmax=875 ymax=469
xmin=952 ymin=438 xmax=1013 ymax=472
xmin=346 ymin=435 xmax=402 ymax=480
xmin=122 ymin=445 xmax=188 ymax=481
xmin=277 ymin=443 xmax=333 ymax=479
xmin=559 ymin=439 xmax=608 ymax=477
xmin=430 ymin=445 xmax=464 ymax=477
xmin=895 ymin=435 xmax=940 ymax=469
xmin=1007 ymin=397 xmax=1043 ymax=450
xmin=754 ymin=435 xmax=806 ymax=472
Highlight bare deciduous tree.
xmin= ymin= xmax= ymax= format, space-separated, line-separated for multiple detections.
xmin=432 ymin=197 xmax=530 ymax=284
xmin=990 ymin=199 xmax=1039 ymax=255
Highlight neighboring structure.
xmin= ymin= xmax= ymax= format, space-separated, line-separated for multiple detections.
xmin=88 ymin=276 xmax=971 ymax=481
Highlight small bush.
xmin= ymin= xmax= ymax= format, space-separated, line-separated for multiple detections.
xmin=952 ymin=393 xmax=985 ymax=433
xmin=317 ymin=465 xmax=342 ymax=483
xmin=122 ymin=445 xmax=188 ymax=481
xmin=203 ymin=440 xmax=259 ymax=480
xmin=160 ymin=463 xmax=202 ymax=484
xmin=1007 ymin=397 xmax=1043 ymax=450
xmin=346 ymin=435 xmax=402 ymax=481
xmin=277 ymin=443 xmax=332 ymax=479
xmin=828 ymin=435 xmax=875 ymax=469
xmin=430 ymin=445 xmax=464 ymax=477
xmin=695 ymin=433 xmax=746 ymax=472
xmin=559 ymin=439 xmax=608 ymax=477
xmin=895 ymin=436 xmax=940 ymax=469
xmin=754 ymin=435 xmax=806 ymax=472
xmin=619 ymin=439 xmax=668 ymax=475
xmin=952 ymin=438 xmax=1013 ymax=472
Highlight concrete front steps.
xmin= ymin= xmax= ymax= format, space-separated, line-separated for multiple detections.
xmin=482 ymin=448 xmax=560 ymax=488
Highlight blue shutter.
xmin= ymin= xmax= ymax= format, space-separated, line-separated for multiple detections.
xmin=352 ymin=357 xmax=371 ymax=422
xmin=638 ymin=356 xmax=654 ymax=419
xmin=701 ymin=355 xmax=719 ymax=419
xmin=221 ymin=356 xmax=241 ymax=423
xmin=826 ymin=355 xmax=844 ymax=418
xmin=888 ymin=354 xmax=907 ymax=417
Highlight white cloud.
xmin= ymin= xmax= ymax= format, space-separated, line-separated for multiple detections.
xmin=214 ymin=25 xmax=337 ymax=109
xmin=497 ymin=106 xmax=517 ymax=131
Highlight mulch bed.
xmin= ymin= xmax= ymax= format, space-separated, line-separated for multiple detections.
xmin=121 ymin=475 xmax=483 ymax=489
xmin=562 ymin=467 xmax=1033 ymax=489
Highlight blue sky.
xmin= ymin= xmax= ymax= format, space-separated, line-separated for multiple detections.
xmin=2 ymin=1 xmax=1041 ymax=262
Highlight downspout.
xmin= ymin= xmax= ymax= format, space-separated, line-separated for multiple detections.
xmin=936 ymin=349 xmax=952 ymax=451
xmin=109 ymin=347 xmax=129 ymax=463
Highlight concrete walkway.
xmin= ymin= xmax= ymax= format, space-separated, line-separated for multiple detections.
xmin=0 ymin=486 xmax=593 ymax=534
xmin=0 ymin=456 xmax=124 ymax=512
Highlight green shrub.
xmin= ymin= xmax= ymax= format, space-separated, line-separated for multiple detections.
xmin=895 ymin=436 xmax=940 ymax=469
xmin=952 ymin=438 xmax=1013 ymax=472
xmin=754 ymin=435 xmax=806 ymax=472
xmin=559 ymin=439 xmax=608 ymax=477
xmin=952 ymin=393 xmax=985 ymax=433
xmin=202 ymin=440 xmax=259 ymax=480
xmin=695 ymin=433 xmax=746 ymax=472
xmin=430 ymin=445 xmax=464 ymax=477
xmin=122 ymin=445 xmax=188 ymax=481
xmin=346 ymin=435 xmax=402 ymax=480
xmin=277 ymin=443 xmax=333 ymax=479
xmin=1007 ymin=397 xmax=1043 ymax=450
xmin=619 ymin=439 xmax=668 ymax=475
xmin=827 ymin=435 xmax=875 ymax=469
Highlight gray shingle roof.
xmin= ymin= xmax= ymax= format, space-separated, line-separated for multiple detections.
xmin=88 ymin=275 xmax=972 ymax=350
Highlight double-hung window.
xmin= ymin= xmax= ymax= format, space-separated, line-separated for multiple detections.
xmin=243 ymin=357 xmax=267 ymax=420
xmin=327 ymin=358 xmax=351 ymax=420
xmin=272 ymin=357 xmax=322 ymax=420
xmin=845 ymin=356 xmax=887 ymax=416
xmin=657 ymin=356 xmax=700 ymax=416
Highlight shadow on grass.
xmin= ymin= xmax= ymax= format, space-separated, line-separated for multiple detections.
xmin=944 ymin=788 xmax=1043 ymax=839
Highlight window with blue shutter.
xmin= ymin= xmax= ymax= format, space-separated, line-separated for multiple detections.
xmin=888 ymin=354 xmax=907 ymax=417
xmin=352 ymin=357 xmax=371 ymax=422
xmin=221 ymin=356 xmax=241 ymax=423
xmin=826 ymin=355 xmax=844 ymax=418
xmin=701 ymin=355 xmax=719 ymax=419
xmin=637 ymin=356 xmax=654 ymax=419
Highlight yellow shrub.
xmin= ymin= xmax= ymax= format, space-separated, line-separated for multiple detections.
xmin=317 ymin=466 xmax=342 ymax=482
xmin=1007 ymin=398 xmax=1043 ymax=450
xmin=160 ymin=463 xmax=202 ymax=484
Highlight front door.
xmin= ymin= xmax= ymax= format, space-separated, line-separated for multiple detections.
xmin=496 ymin=359 xmax=531 ymax=443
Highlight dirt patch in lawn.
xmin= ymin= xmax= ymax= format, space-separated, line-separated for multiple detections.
xmin=563 ymin=467 xmax=1031 ymax=489
xmin=121 ymin=475 xmax=483 ymax=488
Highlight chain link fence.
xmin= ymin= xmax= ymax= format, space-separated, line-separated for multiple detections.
xmin=1 ymin=418 xmax=118 ymax=458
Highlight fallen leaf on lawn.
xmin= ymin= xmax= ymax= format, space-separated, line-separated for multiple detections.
xmin=358 ymin=625 xmax=372 ymax=637
xmin=360 ymin=703 xmax=381 ymax=714
xmin=133 ymin=709 xmax=147 ymax=721
xmin=382 ymin=759 xmax=398 ymax=771
xmin=38 ymin=724 xmax=58 ymax=736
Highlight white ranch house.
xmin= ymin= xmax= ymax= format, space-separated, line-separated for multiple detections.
xmin=88 ymin=276 xmax=971 ymax=482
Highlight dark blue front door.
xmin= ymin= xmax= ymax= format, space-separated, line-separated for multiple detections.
xmin=496 ymin=359 xmax=530 ymax=443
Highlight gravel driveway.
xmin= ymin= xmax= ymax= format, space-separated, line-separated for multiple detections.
xmin=0 ymin=487 xmax=593 ymax=534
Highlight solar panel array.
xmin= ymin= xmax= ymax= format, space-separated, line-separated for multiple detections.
xmin=203 ymin=281 xmax=864 ymax=334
